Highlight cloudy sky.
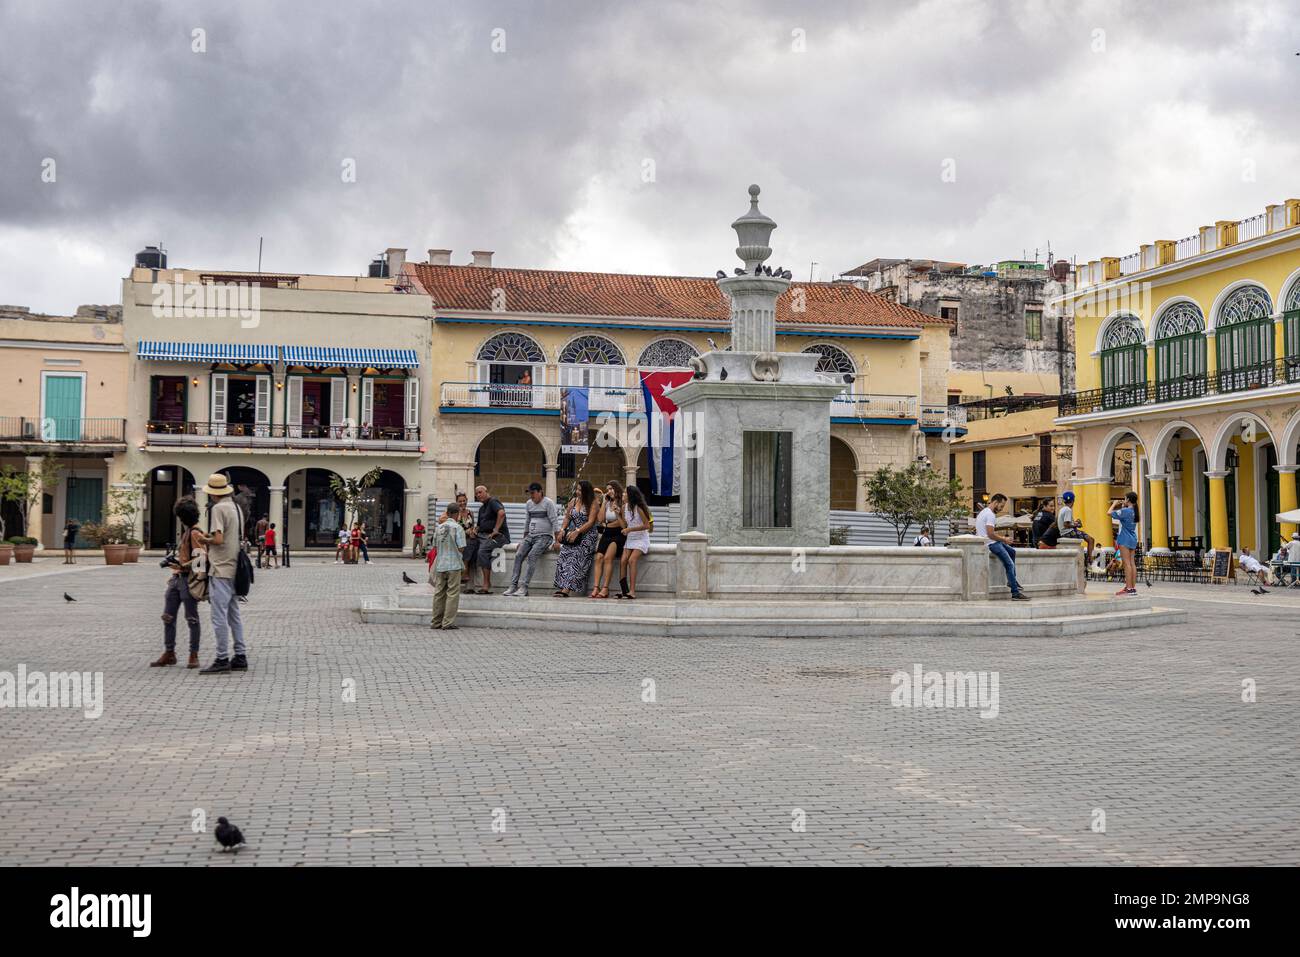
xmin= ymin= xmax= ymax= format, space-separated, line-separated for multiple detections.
xmin=1 ymin=0 xmax=1297 ymax=314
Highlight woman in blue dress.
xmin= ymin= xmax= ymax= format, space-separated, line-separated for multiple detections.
xmin=1109 ymin=490 xmax=1140 ymax=596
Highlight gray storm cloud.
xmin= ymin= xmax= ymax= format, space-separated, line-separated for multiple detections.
xmin=1 ymin=0 xmax=1296 ymax=312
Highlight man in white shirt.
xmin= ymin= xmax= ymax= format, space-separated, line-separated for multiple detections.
xmin=1237 ymin=548 xmax=1272 ymax=585
xmin=976 ymin=493 xmax=1029 ymax=601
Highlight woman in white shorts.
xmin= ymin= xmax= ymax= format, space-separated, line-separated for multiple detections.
xmin=619 ymin=485 xmax=652 ymax=599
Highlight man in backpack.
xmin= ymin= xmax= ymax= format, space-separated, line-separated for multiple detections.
xmin=195 ymin=473 xmax=249 ymax=674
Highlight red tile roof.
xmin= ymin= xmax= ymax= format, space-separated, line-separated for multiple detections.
xmin=406 ymin=264 xmax=948 ymax=329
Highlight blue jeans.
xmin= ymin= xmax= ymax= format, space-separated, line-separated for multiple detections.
xmin=209 ymin=576 xmax=246 ymax=659
xmin=988 ymin=541 xmax=1024 ymax=596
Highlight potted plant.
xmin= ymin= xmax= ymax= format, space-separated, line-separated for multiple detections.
xmin=108 ymin=473 xmax=146 ymax=562
xmin=0 ymin=542 xmax=12 ymax=565
xmin=1 ymin=458 xmax=63 ymax=556
xmin=6 ymin=535 xmax=38 ymax=562
xmin=82 ymin=521 xmax=133 ymax=565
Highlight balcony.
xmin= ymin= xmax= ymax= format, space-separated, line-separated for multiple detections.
xmin=145 ymin=421 xmax=421 ymax=452
xmin=1059 ymin=355 xmax=1300 ymax=418
xmin=0 ymin=417 xmax=127 ymax=447
xmin=1022 ymin=464 xmax=1055 ymax=487
xmin=440 ymin=381 xmax=923 ymax=423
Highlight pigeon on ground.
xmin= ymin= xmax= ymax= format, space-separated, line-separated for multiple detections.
xmin=401 ymin=572 xmax=417 ymax=585
xmin=1144 ymin=581 xmax=1152 ymax=588
xmin=215 ymin=817 xmax=246 ymax=852
xmin=63 ymin=593 xmax=76 ymax=602
xmin=1251 ymin=588 xmax=1265 ymax=596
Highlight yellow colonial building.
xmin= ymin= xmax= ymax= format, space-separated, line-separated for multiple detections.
xmin=0 ymin=304 xmax=130 ymax=548
xmin=402 ymin=256 xmax=959 ymax=508
xmin=1057 ymin=198 xmax=1300 ymax=559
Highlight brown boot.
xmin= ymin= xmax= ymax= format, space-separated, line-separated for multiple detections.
xmin=150 ymin=650 xmax=177 ymax=667
xmin=186 ymin=652 xmax=200 ymax=669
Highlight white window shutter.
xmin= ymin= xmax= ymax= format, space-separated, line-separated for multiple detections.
xmin=330 ymin=377 xmax=347 ymax=434
xmin=360 ymin=378 xmax=374 ymax=433
xmin=405 ymin=378 xmax=419 ymax=431
xmin=255 ymin=374 xmax=272 ymax=436
xmin=287 ymin=376 xmax=303 ymax=437
xmin=211 ymin=373 xmax=227 ymax=436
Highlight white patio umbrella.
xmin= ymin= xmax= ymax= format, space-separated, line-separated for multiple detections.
xmin=1276 ymin=508 xmax=1300 ymax=524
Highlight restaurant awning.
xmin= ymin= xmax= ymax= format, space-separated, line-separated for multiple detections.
xmin=281 ymin=346 xmax=419 ymax=368
xmin=135 ymin=341 xmax=279 ymax=363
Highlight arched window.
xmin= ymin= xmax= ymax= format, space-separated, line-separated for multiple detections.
xmin=557 ymin=335 xmax=626 ymax=411
xmin=1099 ymin=314 xmax=1147 ymax=409
xmin=802 ymin=343 xmax=855 ymax=377
xmin=638 ymin=338 xmax=699 ymax=369
xmin=558 ymin=335 xmax=624 ymax=365
xmin=1215 ymin=285 xmax=1274 ymax=391
xmin=1153 ymin=302 xmax=1206 ymax=402
xmin=475 ymin=333 xmax=545 ymax=408
xmin=477 ymin=332 xmax=544 ymax=363
xmin=1283 ymin=279 xmax=1300 ymax=382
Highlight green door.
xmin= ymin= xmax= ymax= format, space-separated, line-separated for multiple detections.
xmin=1265 ymin=445 xmax=1281 ymax=557
xmin=65 ymin=477 xmax=102 ymax=549
xmin=43 ymin=374 xmax=83 ymax=441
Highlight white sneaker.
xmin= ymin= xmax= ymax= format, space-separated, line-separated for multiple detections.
xmin=516 ymin=587 xmax=528 ymax=598
xmin=502 ymin=586 xmax=518 ymax=597
xmin=365 ymin=560 xmax=372 ymax=565
xmin=335 ymin=559 xmax=342 ymax=564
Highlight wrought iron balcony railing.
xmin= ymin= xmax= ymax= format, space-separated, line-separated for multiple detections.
xmin=1023 ymin=464 xmax=1054 ymax=486
xmin=1059 ymin=355 xmax=1300 ymax=417
xmin=0 ymin=417 xmax=126 ymax=444
xmin=145 ymin=421 xmax=421 ymax=451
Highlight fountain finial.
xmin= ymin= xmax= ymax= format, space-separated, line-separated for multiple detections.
xmin=731 ymin=184 xmax=777 ymax=272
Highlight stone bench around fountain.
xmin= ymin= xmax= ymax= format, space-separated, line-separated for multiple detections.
xmin=469 ymin=532 xmax=1085 ymax=601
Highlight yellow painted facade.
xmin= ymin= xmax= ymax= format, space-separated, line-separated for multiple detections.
xmin=1060 ymin=197 xmax=1300 ymax=562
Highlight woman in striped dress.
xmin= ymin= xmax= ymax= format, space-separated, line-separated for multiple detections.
xmin=553 ymin=480 xmax=600 ymax=597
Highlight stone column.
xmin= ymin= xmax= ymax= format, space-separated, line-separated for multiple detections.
xmin=853 ymin=469 xmax=870 ymax=511
xmin=675 ymin=531 xmax=709 ymax=599
xmin=24 ymin=455 xmax=48 ymax=549
xmin=1074 ymin=478 xmax=1113 ymax=548
xmin=1276 ymin=465 xmax=1298 ymax=540
xmin=267 ymin=485 xmax=286 ymax=535
xmin=1206 ymin=469 xmax=1231 ymax=550
xmin=1147 ymin=472 xmax=1170 ymax=553
xmin=543 ymin=462 xmax=559 ymax=502
xmin=948 ymin=534 xmax=990 ymax=600
xmin=1275 ymin=314 xmax=1287 ymax=367
xmin=622 ymin=464 xmax=639 ymax=492
xmin=403 ymin=487 xmax=423 ymax=554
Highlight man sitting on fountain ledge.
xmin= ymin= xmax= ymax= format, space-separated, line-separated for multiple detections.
xmin=976 ymin=494 xmax=1031 ymax=601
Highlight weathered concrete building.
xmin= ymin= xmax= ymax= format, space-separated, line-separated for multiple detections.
xmin=841 ymin=258 xmax=1076 ymax=400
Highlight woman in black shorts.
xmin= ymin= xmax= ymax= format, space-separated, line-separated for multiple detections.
xmin=590 ymin=480 xmax=625 ymax=598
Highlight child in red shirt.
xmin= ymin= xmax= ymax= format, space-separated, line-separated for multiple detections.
xmin=263 ymin=523 xmax=279 ymax=568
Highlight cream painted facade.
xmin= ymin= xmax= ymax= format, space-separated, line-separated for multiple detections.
xmin=0 ymin=306 xmax=130 ymax=548
xmin=949 ymin=404 xmax=1075 ymax=516
xmin=120 ymin=266 xmax=434 ymax=552
xmin=424 ymin=310 xmax=957 ymax=509
xmin=1058 ymin=198 xmax=1300 ymax=559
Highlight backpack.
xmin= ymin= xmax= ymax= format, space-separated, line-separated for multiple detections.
xmin=232 ymin=504 xmax=255 ymax=597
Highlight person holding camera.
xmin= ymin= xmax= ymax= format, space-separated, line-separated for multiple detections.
xmin=150 ymin=496 xmax=204 ymax=669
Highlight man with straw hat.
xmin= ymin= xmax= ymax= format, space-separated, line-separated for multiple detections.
xmin=194 ymin=472 xmax=249 ymax=674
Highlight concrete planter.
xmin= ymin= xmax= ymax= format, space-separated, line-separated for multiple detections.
xmin=0 ymin=544 xmax=12 ymax=565
xmin=103 ymin=544 xmax=128 ymax=566
xmin=12 ymin=544 xmax=36 ymax=563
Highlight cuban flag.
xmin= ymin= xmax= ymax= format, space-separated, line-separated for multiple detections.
xmin=640 ymin=370 xmax=695 ymax=496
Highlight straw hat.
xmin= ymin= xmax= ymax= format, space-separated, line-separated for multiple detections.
xmin=201 ymin=472 xmax=234 ymax=496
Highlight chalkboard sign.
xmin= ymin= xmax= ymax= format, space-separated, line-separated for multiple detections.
xmin=1210 ymin=548 xmax=1232 ymax=582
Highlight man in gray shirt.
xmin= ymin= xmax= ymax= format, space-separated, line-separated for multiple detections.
xmin=195 ymin=473 xmax=248 ymax=674
xmin=503 ymin=482 xmax=560 ymax=597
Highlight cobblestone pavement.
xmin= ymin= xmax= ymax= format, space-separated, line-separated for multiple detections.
xmin=1 ymin=558 xmax=1296 ymax=866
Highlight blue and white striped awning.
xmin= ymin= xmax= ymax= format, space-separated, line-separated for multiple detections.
xmin=135 ymin=341 xmax=279 ymax=364
xmin=282 ymin=346 xmax=419 ymax=368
